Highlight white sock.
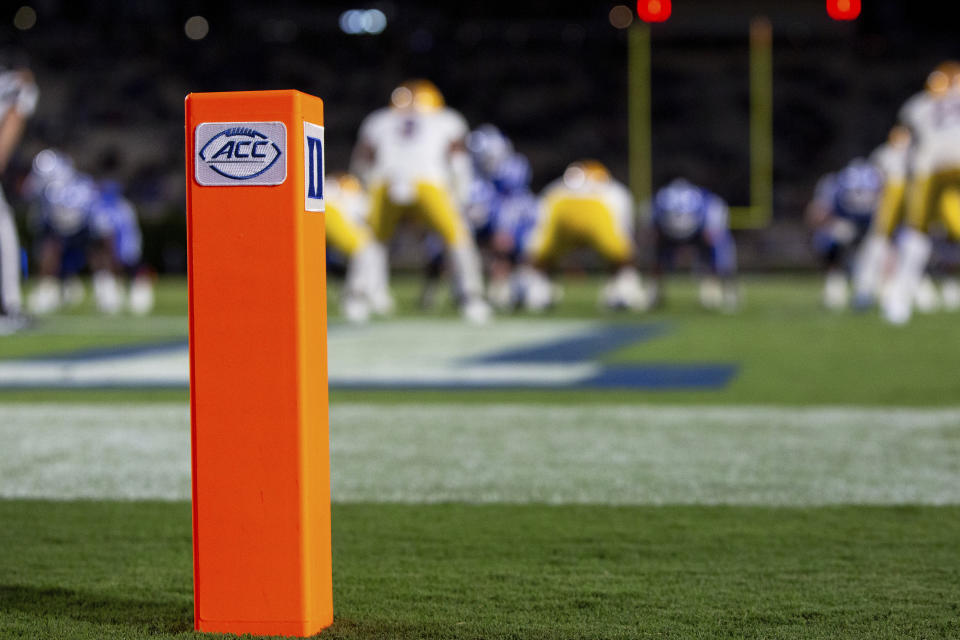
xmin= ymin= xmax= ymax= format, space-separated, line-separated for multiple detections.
xmin=851 ymin=234 xmax=889 ymax=303
xmin=882 ymin=229 xmax=932 ymax=325
xmin=363 ymin=242 xmax=394 ymax=316
xmin=823 ymin=269 xmax=849 ymax=310
xmin=448 ymin=242 xmax=485 ymax=303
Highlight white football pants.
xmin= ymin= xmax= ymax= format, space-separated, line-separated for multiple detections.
xmin=0 ymin=189 xmax=22 ymax=315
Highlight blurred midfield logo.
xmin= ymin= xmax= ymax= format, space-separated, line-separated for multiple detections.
xmin=195 ymin=121 xmax=287 ymax=186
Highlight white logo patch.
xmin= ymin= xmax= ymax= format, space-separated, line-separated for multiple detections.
xmin=195 ymin=121 xmax=287 ymax=186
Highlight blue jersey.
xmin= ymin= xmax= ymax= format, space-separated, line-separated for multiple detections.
xmin=495 ymin=190 xmax=540 ymax=255
xmin=652 ymin=179 xmax=729 ymax=242
xmin=653 ymin=179 xmax=736 ymax=276
xmin=813 ymin=161 xmax=883 ymax=224
xmin=26 ymin=164 xmax=142 ymax=267
xmin=489 ymin=153 xmax=531 ymax=194
xmin=90 ymin=181 xmax=143 ymax=267
xmin=467 ymin=151 xmax=539 ymax=252
xmin=27 ymin=172 xmax=100 ymax=238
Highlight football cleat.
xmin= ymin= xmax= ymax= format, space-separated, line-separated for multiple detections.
xmin=601 ymin=267 xmax=648 ymax=311
xmin=93 ymin=271 xmax=123 ymax=315
xmin=461 ymin=296 xmax=492 ymax=324
xmin=368 ymin=289 xmax=395 ymax=316
xmin=941 ymin=278 xmax=960 ymax=311
xmin=823 ymin=270 xmax=849 ymax=311
xmin=913 ymin=275 xmax=940 ymax=314
xmin=27 ymin=277 xmax=61 ymax=315
xmin=0 ymin=313 xmax=30 ymax=336
xmin=487 ymin=278 xmax=513 ymax=311
xmin=342 ymin=293 xmax=371 ymax=324
xmin=881 ymin=290 xmax=911 ymax=326
xmin=699 ymin=276 xmax=724 ymax=311
xmin=128 ymin=275 xmax=155 ymax=315
xmin=61 ymin=277 xmax=86 ymax=308
xmin=721 ymin=282 xmax=740 ymax=313
xmin=514 ymin=265 xmax=555 ymax=312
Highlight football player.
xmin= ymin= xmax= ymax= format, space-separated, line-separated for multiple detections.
xmin=464 ymin=124 xmax=539 ymax=309
xmin=23 ymin=149 xmax=98 ymax=314
xmin=516 ymin=160 xmax=645 ymax=311
xmin=882 ymin=61 xmax=960 ymax=324
xmin=806 ymin=159 xmax=884 ymax=310
xmin=0 ymin=63 xmax=38 ymax=332
xmin=89 ymin=180 xmax=154 ymax=315
xmin=850 ymin=125 xmax=911 ymax=309
xmin=324 ymin=172 xmax=390 ymax=323
xmin=851 ymin=126 xmax=954 ymax=312
xmin=650 ymin=178 xmax=738 ymax=311
xmin=419 ymin=124 xmax=539 ymax=310
xmin=350 ymin=79 xmax=490 ymax=323
xmin=23 ymin=149 xmax=152 ymax=315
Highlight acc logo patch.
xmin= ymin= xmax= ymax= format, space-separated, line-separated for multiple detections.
xmin=195 ymin=122 xmax=287 ymax=186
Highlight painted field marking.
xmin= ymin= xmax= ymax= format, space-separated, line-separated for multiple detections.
xmin=0 ymin=320 xmax=737 ymax=390
xmin=3 ymin=403 xmax=957 ymax=505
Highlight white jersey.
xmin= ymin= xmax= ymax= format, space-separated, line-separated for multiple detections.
xmin=869 ymin=141 xmax=910 ymax=183
xmin=540 ymin=177 xmax=635 ymax=234
xmin=899 ymin=89 xmax=960 ymax=173
xmin=353 ymin=106 xmax=469 ymax=202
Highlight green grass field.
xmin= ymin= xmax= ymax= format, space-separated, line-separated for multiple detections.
xmin=1 ymin=275 xmax=959 ymax=639
xmin=2 ymin=502 xmax=958 ymax=639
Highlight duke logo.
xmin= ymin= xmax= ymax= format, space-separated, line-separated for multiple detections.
xmin=304 ymin=121 xmax=324 ymax=211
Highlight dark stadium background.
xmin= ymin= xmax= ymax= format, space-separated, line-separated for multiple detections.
xmin=4 ymin=0 xmax=960 ymax=271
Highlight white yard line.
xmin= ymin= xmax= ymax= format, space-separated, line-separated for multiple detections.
xmin=1 ymin=404 xmax=958 ymax=505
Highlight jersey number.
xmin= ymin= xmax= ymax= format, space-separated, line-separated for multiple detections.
xmin=399 ymin=118 xmax=418 ymax=138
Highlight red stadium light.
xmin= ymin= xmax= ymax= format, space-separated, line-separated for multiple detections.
xmin=827 ymin=0 xmax=861 ymax=21
xmin=637 ymin=0 xmax=671 ymax=23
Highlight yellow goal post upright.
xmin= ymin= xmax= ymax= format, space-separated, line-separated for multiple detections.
xmin=628 ymin=16 xmax=774 ymax=230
